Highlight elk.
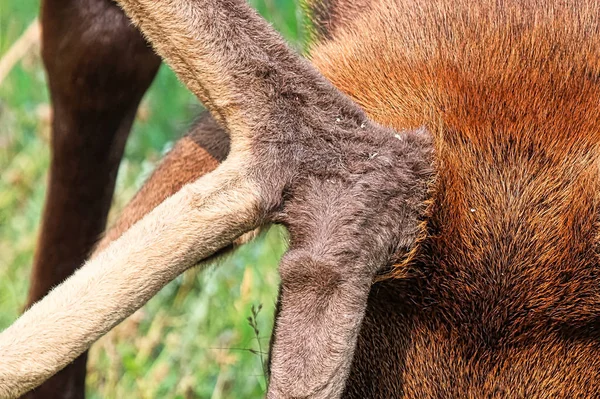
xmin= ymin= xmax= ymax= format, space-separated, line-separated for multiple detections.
xmin=3 ymin=0 xmax=600 ymax=398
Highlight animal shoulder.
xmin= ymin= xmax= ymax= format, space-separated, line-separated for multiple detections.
xmin=311 ymin=0 xmax=600 ymax=395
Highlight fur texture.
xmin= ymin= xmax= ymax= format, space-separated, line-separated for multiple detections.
xmin=1 ymin=0 xmax=434 ymax=397
xmin=113 ymin=1 xmax=435 ymax=396
xmin=310 ymin=0 xmax=600 ymax=397
xmin=7 ymin=0 xmax=599 ymax=398
xmin=303 ymin=0 xmax=372 ymax=43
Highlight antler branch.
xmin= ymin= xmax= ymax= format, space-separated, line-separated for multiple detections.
xmin=0 ymin=0 xmax=433 ymax=398
xmin=117 ymin=0 xmax=343 ymax=141
xmin=0 ymin=162 xmax=261 ymax=398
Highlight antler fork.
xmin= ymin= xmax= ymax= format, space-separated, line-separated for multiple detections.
xmin=0 ymin=1 xmax=433 ymax=397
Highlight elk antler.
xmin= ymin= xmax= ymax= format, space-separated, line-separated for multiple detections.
xmin=0 ymin=1 xmax=433 ymax=398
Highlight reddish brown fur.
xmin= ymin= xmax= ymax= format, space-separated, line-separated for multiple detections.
xmin=303 ymin=0 xmax=373 ymax=43
xmin=311 ymin=0 xmax=600 ymax=396
xmin=23 ymin=0 xmax=600 ymax=397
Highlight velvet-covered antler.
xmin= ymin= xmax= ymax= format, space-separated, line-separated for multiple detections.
xmin=0 ymin=1 xmax=432 ymax=397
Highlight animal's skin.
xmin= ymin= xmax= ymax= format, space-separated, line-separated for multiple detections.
xmin=6 ymin=0 xmax=600 ymax=398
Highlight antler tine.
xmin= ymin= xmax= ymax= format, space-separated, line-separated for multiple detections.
xmin=115 ymin=0 xmax=343 ymax=140
xmin=0 ymin=1 xmax=435 ymax=397
xmin=0 ymin=163 xmax=262 ymax=398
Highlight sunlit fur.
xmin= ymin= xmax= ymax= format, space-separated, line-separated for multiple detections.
xmin=308 ymin=0 xmax=600 ymax=396
xmin=7 ymin=0 xmax=600 ymax=398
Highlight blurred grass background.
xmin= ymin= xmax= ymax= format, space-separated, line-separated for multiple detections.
xmin=0 ymin=1 xmax=304 ymax=397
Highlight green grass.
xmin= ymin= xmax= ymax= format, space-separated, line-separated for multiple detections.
xmin=0 ymin=1 xmax=304 ymax=397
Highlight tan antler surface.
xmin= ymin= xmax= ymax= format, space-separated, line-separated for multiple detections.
xmin=0 ymin=1 xmax=433 ymax=398
xmin=0 ymin=162 xmax=261 ymax=398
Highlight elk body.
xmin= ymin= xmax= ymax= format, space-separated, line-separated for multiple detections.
xmin=2 ymin=0 xmax=600 ymax=398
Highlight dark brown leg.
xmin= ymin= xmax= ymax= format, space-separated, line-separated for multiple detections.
xmin=22 ymin=0 xmax=160 ymax=398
